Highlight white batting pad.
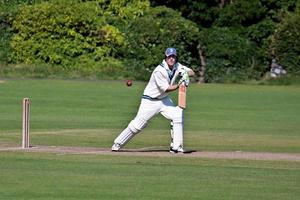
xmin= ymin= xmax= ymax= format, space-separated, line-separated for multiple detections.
xmin=114 ymin=127 xmax=135 ymax=146
xmin=172 ymin=121 xmax=183 ymax=149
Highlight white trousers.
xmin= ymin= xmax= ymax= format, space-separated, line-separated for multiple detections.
xmin=114 ymin=97 xmax=184 ymax=149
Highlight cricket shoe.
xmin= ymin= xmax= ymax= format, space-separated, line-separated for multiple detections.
xmin=170 ymin=142 xmax=173 ymax=149
xmin=169 ymin=146 xmax=185 ymax=154
xmin=111 ymin=143 xmax=121 ymax=151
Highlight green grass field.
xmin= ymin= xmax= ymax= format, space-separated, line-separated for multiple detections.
xmin=1 ymin=152 xmax=299 ymax=200
xmin=0 ymin=79 xmax=299 ymax=152
xmin=0 ymin=79 xmax=300 ymax=199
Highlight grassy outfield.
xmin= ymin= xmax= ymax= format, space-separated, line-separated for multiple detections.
xmin=0 ymin=79 xmax=299 ymax=200
xmin=1 ymin=152 xmax=299 ymax=200
xmin=0 ymin=78 xmax=299 ymax=152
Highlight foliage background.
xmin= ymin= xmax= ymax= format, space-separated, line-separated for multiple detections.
xmin=0 ymin=0 xmax=299 ymax=82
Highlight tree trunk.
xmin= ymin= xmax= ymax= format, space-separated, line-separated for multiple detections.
xmin=197 ymin=44 xmax=206 ymax=84
xmin=219 ymin=0 xmax=225 ymax=8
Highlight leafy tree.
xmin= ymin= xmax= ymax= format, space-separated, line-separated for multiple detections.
xmin=10 ymin=0 xmax=126 ymax=76
xmin=245 ymin=18 xmax=276 ymax=47
xmin=270 ymin=5 xmax=300 ymax=75
xmin=215 ymin=0 xmax=266 ymax=27
xmin=199 ymin=27 xmax=265 ymax=82
xmin=3 ymin=0 xmax=299 ymax=81
xmin=7 ymin=0 xmax=154 ymax=78
xmin=0 ymin=0 xmax=48 ymax=63
xmin=121 ymin=6 xmax=200 ymax=80
xmin=260 ymin=0 xmax=297 ymax=22
xmin=106 ymin=0 xmax=150 ymax=20
xmin=150 ymin=0 xmax=219 ymax=28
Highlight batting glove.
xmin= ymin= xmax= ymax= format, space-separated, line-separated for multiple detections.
xmin=178 ymin=72 xmax=190 ymax=87
xmin=178 ymin=66 xmax=187 ymax=77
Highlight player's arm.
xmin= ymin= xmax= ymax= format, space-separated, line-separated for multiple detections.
xmin=166 ymin=68 xmax=194 ymax=92
xmin=178 ymin=64 xmax=195 ymax=77
xmin=165 ymin=84 xmax=179 ymax=92
xmin=154 ymin=71 xmax=179 ymax=93
xmin=187 ymin=68 xmax=195 ymax=77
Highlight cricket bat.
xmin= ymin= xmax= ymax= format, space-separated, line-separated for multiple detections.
xmin=178 ymin=83 xmax=186 ymax=109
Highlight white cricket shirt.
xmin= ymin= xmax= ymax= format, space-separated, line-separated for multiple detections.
xmin=143 ymin=60 xmax=189 ymax=99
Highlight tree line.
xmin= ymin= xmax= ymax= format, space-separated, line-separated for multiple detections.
xmin=0 ymin=0 xmax=299 ymax=82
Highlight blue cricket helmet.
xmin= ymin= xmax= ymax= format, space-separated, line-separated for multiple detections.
xmin=165 ymin=47 xmax=177 ymax=57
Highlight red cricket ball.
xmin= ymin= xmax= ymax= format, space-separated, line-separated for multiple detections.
xmin=126 ymin=80 xmax=133 ymax=87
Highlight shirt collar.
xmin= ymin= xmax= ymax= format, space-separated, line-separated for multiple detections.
xmin=162 ymin=60 xmax=178 ymax=73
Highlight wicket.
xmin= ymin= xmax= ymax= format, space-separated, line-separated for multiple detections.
xmin=22 ymin=98 xmax=30 ymax=148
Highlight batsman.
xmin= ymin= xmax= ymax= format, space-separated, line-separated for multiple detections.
xmin=112 ymin=47 xmax=195 ymax=153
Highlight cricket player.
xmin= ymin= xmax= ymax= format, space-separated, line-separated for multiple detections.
xmin=112 ymin=47 xmax=195 ymax=153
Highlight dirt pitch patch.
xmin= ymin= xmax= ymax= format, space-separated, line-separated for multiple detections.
xmin=1 ymin=145 xmax=300 ymax=161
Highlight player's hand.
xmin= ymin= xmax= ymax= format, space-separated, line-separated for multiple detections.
xmin=183 ymin=72 xmax=190 ymax=86
xmin=178 ymin=66 xmax=187 ymax=77
xmin=178 ymin=72 xmax=190 ymax=87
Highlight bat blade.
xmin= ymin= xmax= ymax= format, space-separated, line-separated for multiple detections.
xmin=178 ymin=83 xmax=186 ymax=109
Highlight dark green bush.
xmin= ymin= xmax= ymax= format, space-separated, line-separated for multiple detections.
xmin=2 ymin=0 xmax=299 ymax=82
xmin=10 ymin=0 xmax=125 ymax=75
xmin=216 ymin=0 xmax=266 ymax=27
xmin=120 ymin=6 xmax=200 ymax=80
xmin=271 ymin=6 xmax=300 ymax=75
xmin=150 ymin=0 xmax=219 ymax=28
xmin=0 ymin=0 xmax=48 ymax=63
xmin=199 ymin=27 xmax=265 ymax=83
xmin=246 ymin=19 xmax=276 ymax=46
xmin=0 ymin=12 xmax=12 ymax=63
